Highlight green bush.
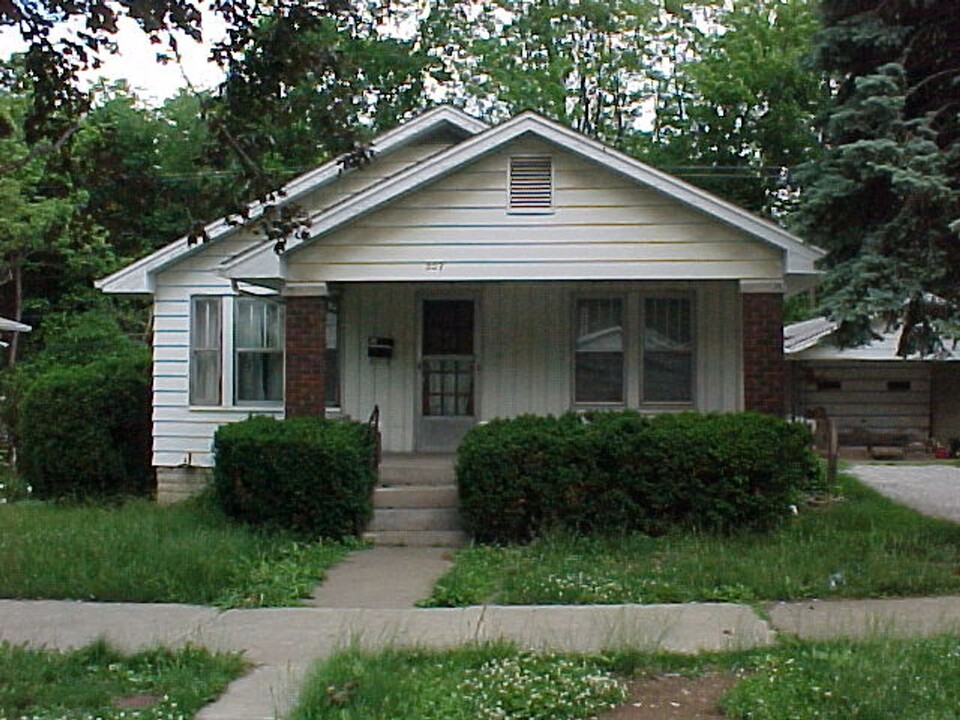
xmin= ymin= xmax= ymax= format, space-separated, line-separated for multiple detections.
xmin=17 ymin=349 xmax=152 ymax=499
xmin=213 ymin=416 xmax=377 ymax=539
xmin=457 ymin=411 xmax=822 ymax=543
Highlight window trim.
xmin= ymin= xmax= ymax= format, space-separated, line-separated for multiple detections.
xmin=571 ymin=294 xmax=627 ymax=407
xmin=639 ymin=293 xmax=696 ymax=407
xmin=233 ymin=296 xmax=285 ymax=406
xmin=188 ymin=294 xmax=286 ymax=410
xmin=189 ymin=296 xmax=222 ymax=406
xmin=507 ymin=154 xmax=555 ymax=215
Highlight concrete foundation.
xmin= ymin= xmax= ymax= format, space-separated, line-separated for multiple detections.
xmin=156 ymin=466 xmax=212 ymax=504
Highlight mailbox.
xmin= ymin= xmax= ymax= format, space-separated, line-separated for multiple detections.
xmin=367 ymin=336 xmax=394 ymax=359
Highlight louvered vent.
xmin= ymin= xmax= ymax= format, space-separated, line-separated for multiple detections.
xmin=509 ymin=156 xmax=553 ymax=211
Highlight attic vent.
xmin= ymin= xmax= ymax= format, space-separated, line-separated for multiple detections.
xmin=509 ymin=156 xmax=553 ymax=211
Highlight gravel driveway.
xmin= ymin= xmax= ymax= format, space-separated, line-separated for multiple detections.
xmin=849 ymin=464 xmax=960 ymax=523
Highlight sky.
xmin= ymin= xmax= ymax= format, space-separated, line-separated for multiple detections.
xmin=0 ymin=12 xmax=226 ymax=104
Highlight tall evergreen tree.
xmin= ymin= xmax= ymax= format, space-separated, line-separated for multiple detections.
xmin=794 ymin=0 xmax=960 ymax=354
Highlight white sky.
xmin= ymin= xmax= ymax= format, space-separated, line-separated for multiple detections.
xmin=0 ymin=11 xmax=226 ymax=105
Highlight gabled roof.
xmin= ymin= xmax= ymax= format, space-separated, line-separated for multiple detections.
xmin=220 ymin=110 xmax=827 ymax=284
xmin=96 ymin=106 xmax=489 ymax=294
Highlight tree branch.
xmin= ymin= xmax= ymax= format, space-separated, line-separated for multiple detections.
xmin=0 ymin=120 xmax=80 ymax=176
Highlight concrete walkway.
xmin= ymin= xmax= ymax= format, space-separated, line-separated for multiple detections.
xmin=0 ymin=600 xmax=774 ymax=720
xmin=3 ymin=597 xmax=960 ymax=719
xmin=305 ymin=546 xmax=452 ymax=608
xmin=849 ymin=463 xmax=960 ymax=523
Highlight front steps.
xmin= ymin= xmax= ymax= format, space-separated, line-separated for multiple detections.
xmin=364 ymin=454 xmax=468 ymax=547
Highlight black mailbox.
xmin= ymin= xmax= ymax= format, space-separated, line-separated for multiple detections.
xmin=367 ymin=336 xmax=394 ymax=359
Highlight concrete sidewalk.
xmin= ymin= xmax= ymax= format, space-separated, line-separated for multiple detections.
xmin=4 ymin=597 xmax=960 ymax=719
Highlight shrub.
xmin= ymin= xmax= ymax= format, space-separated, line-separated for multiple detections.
xmin=457 ymin=411 xmax=821 ymax=543
xmin=17 ymin=348 xmax=152 ymax=499
xmin=213 ymin=416 xmax=376 ymax=539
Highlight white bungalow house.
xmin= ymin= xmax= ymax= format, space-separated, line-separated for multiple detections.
xmin=97 ymin=107 xmax=825 ymax=501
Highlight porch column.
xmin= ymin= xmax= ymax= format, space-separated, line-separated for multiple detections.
xmin=285 ymin=294 xmax=326 ymax=417
xmin=741 ymin=285 xmax=785 ymax=416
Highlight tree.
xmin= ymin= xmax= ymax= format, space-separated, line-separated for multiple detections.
xmin=423 ymin=0 xmax=661 ymax=147
xmin=793 ymin=0 xmax=960 ymax=355
xmin=0 ymin=88 xmax=114 ymax=363
xmin=645 ymin=0 xmax=826 ymax=213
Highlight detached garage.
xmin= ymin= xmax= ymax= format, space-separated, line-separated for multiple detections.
xmin=786 ymin=317 xmax=960 ymax=448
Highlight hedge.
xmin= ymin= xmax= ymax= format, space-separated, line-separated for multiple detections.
xmin=17 ymin=351 xmax=153 ymax=499
xmin=457 ymin=411 xmax=822 ymax=543
xmin=213 ymin=416 xmax=377 ymax=539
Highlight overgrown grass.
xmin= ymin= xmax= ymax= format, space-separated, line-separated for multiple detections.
xmin=0 ymin=494 xmax=354 ymax=607
xmin=721 ymin=635 xmax=960 ymax=719
xmin=0 ymin=639 xmax=245 ymax=720
xmin=290 ymin=636 xmax=960 ymax=720
xmin=425 ymin=474 xmax=960 ymax=606
xmin=290 ymin=643 xmax=626 ymax=720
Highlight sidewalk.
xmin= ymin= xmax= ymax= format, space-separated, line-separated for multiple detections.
xmin=3 ymin=596 xmax=960 ymax=719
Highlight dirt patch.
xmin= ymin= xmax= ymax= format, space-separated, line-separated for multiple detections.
xmin=600 ymin=673 xmax=738 ymax=720
xmin=113 ymin=694 xmax=161 ymax=710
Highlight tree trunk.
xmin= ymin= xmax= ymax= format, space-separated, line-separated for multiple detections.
xmin=9 ymin=262 xmax=22 ymax=366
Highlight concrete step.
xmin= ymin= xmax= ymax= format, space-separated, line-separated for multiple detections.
xmin=379 ymin=454 xmax=456 ymax=486
xmin=373 ymin=485 xmax=459 ymax=509
xmin=369 ymin=507 xmax=462 ymax=532
xmin=362 ymin=530 xmax=469 ymax=547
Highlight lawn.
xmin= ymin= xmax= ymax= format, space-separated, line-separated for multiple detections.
xmin=425 ymin=473 xmax=960 ymax=606
xmin=0 ymin=493 xmax=353 ymax=607
xmin=289 ymin=636 xmax=960 ymax=720
xmin=0 ymin=639 xmax=245 ymax=720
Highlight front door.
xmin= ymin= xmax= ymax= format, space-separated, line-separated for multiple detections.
xmin=417 ymin=299 xmax=476 ymax=452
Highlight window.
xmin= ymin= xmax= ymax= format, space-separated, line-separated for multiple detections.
xmin=325 ymin=299 xmax=340 ymax=408
xmin=509 ymin=156 xmax=553 ymax=211
xmin=190 ymin=297 xmax=221 ymax=405
xmin=575 ymin=298 xmax=624 ymax=404
xmin=887 ymin=380 xmax=911 ymax=392
xmin=643 ymin=297 xmax=693 ymax=403
xmin=234 ymin=297 xmax=284 ymax=403
xmin=817 ymin=380 xmax=842 ymax=391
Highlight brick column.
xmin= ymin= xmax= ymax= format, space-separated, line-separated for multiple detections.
xmin=285 ymin=296 xmax=326 ymax=417
xmin=742 ymin=292 xmax=785 ymax=416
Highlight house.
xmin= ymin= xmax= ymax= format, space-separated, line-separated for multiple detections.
xmin=97 ymin=106 xmax=825 ymax=502
xmin=786 ymin=317 xmax=960 ymax=448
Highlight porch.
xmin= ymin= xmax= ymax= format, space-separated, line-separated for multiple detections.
xmin=286 ymin=280 xmax=781 ymax=454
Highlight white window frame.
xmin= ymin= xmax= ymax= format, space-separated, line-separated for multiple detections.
xmin=640 ymin=293 xmax=696 ymax=407
xmin=233 ymin=296 xmax=285 ymax=406
xmin=188 ymin=294 xmax=285 ymax=410
xmin=572 ymin=294 xmax=627 ymax=407
xmin=189 ymin=296 xmax=222 ymax=406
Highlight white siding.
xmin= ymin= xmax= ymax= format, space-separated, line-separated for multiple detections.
xmin=289 ymin=138 xmax=783 ymax=284
xmin=339 ymin=280 xmax=743 ymax=452
xmin=791 ymin=361 xmax=932 ymax=442
xmin=149 ymin=135 xmax=460 ymax=468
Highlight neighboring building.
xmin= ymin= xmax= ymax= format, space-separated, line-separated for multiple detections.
xmin=97 ymin=107 xmax=825 ymax=500
xmin=786 ymin=317 xmax=960 ymax=447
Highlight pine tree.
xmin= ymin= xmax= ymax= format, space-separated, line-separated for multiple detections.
xmin=794 ymin=0 xmax=960 ymax=355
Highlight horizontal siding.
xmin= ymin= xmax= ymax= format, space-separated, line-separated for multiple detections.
xmin=290 ymin=136 xmax=782 ymax=284
xmin=793 ymin=361 xmax=931 ymax=441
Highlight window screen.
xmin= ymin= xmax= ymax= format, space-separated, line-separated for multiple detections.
xmin=575 ymin=298 xmax=624 ymax=403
